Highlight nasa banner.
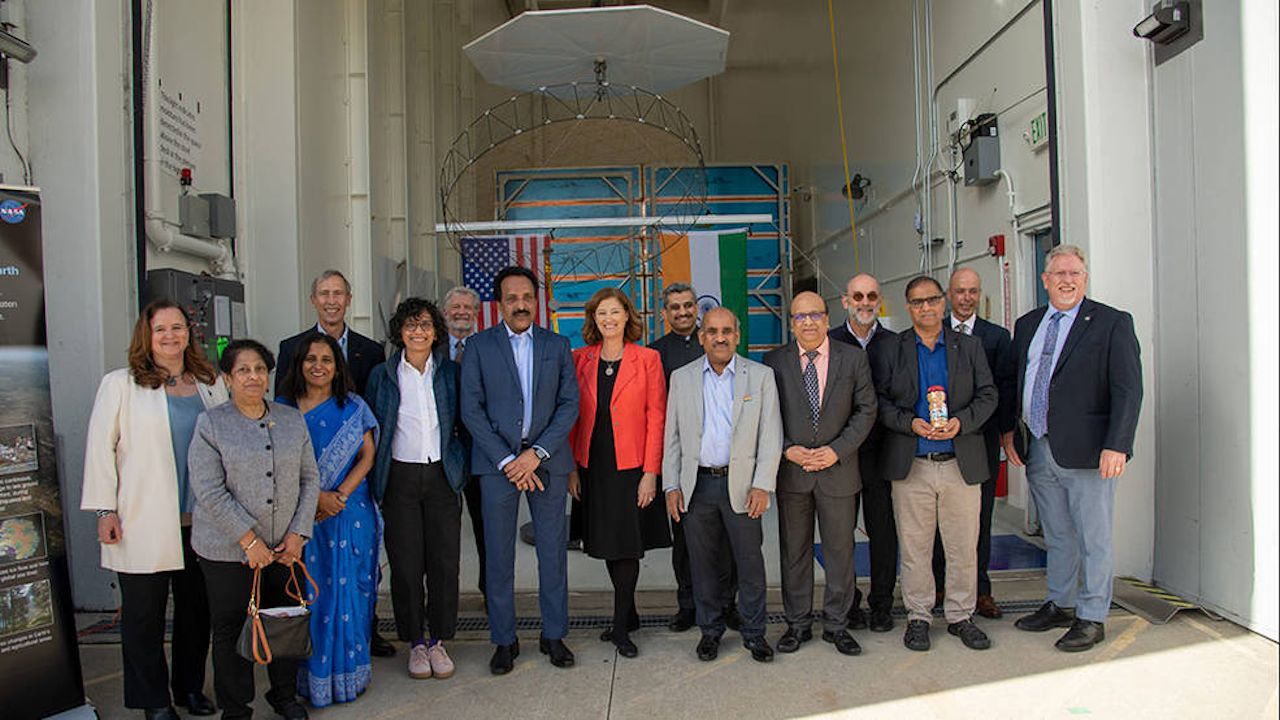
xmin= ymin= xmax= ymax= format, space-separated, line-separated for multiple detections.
xmin=0 ymin=187 xmax=86 ymax=717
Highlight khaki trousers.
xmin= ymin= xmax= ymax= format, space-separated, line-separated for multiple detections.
xmin=892 ymin=458 xmax=981 ymax=624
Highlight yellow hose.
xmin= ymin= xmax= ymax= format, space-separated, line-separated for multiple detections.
xmin=827 ymin=0 xmax=858 ymax=273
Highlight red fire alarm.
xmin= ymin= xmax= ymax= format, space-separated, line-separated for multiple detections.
xmin=988 ymin=234 xmax=1006 ymax=257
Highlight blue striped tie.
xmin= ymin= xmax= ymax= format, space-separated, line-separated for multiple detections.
xmin=1029 ymin=312 xmax=1065 ymax=438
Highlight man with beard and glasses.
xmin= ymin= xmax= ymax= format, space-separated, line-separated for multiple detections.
xmin=648 ymin=283 xmax=741 ymax=634
xmin=459 ymin=266 xmax=580 ymax=675
xmin=828 ymin=273 xmax=897 ymax=633
xmin=442 ymin=286 xmax=488 ymax=607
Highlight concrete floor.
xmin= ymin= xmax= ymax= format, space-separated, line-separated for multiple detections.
xmin=76 ymin=572 xmax=1279 ymax=720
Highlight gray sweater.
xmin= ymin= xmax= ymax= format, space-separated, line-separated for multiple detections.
xmin=188 ymin=401 xmax=319 ymax=562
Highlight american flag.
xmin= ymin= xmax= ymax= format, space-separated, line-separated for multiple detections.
xmin=461 ymin=235 xmax=552 ymax=331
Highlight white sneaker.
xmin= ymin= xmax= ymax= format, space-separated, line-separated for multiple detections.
xmin=427 ymin=642 xmax=455 ymax=678
xmin=408 ymin=643 xmax=432 ymax=679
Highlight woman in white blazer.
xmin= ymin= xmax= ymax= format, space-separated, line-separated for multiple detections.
xmin=82 ymin=299 xmax=227 ymax=720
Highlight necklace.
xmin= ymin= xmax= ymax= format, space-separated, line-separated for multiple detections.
xmin=602 ymin=359 xmax=619 ymax=376
xmin=164 ymin=371 xmax=185 ymax=386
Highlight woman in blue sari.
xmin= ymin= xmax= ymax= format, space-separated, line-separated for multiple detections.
xmin=277 ymin=332 xmax=380 ymax=708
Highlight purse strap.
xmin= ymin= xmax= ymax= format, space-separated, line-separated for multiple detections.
xmin=285 ymin=560 xmax=319 ymax=608
xmin=245 ymin=567 xmax=272 ymax=665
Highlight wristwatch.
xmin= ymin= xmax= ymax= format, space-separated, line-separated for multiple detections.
xmin=95 ymin=509 xmax=116 ymax=518
xmin=532 ymin=447 xmax=550 ymax=462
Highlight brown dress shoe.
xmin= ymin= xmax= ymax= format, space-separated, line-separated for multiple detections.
xmin=975 ymin=595 xmax=1003 ymax=619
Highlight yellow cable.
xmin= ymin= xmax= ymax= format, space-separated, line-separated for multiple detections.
xmin=827 ymin=0 xmax=858 ymax=273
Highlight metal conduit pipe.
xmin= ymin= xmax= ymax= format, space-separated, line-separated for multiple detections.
xmin=141 ymin=3 xmax=237 ymax=278
xmin=909 ymin=0 xmax=924 ymax=247
xmin=921 ymin=0 xmax=937 ymax=274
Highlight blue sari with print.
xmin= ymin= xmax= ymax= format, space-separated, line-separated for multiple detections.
xmin=287 ymin=393 xmax=381 ymax=707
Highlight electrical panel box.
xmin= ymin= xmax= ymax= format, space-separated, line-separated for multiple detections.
xmin=178 ymin=194 xmax=212 ymax=238
xmin=200 ymin=193 xmax=237 ymax=238
xmin=143 ymin=268 xmax=247 ymax=362
xmin=963 ymin=113 xmax=1001 ymax=186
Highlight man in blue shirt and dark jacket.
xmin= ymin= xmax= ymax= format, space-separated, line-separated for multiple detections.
xmin=874 ymin=275 xmax=997 ymax=653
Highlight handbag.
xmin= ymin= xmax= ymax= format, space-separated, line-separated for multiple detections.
xmin=236 ymin=561 xmax=318 ymax=664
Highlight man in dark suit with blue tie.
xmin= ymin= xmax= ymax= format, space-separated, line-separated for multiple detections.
xmin=932 ymin=268 xmax=1016 ymax=619
xmin=460 ymin=266 xmax=580 ymax=674
xmin=1002 ymin=245 xmax=1142 ymax=652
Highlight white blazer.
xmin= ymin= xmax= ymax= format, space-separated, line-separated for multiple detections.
xmin=81 ymin=368 xmax=228 ymax=573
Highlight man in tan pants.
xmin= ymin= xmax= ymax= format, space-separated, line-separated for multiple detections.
xmin=871 ymin=276 xmax=998 ymax=652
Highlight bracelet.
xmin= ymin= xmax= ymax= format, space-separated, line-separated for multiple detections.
xmin=335 ymin=492 xmax=348 ymax=503
xmin=243 ymin=537 xmax=260 ymax=552
xmin=95 ymin=509 xmax=116 ymax=518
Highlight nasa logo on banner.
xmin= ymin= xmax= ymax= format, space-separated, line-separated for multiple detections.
xmin=0 ymin=199 xmax=28 ymax=224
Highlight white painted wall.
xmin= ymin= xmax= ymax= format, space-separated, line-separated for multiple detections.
xmin=26 ymin=0 xmax=136 ymax=609
xmin=1150 ymin=0 xmax=1278 ymax=639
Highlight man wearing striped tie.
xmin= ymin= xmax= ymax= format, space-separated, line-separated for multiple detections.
xmin=1003 ymin=245 xmax=1142 ymax=652
xmin=763 ymin=292 xmax=878 ymax=657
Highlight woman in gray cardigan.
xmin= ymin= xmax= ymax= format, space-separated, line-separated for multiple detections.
xmin=189 ymin=339 xmax=319 ymax=720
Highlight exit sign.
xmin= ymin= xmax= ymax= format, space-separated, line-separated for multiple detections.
xmin=1028 ymin=111 xmax=1049 ymax=150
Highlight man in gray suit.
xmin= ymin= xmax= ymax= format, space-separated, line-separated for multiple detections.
xmin=763 ymin=292 xmax=877 ymax=656
xmin=664 ymin=307 xmax=783 ymax=663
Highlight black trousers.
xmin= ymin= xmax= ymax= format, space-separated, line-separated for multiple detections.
xmin=382 ymin=459 xmax=461 ymax=641
xmin=462 ymin=474 xmax=487 ymax=598
xmin=117 ymin=525 xmax=210 ymax=709
xmin=860 ymin=479 xmax=898 ymax=612
xmin=683 ymin=473 xmax=766 ymax=639
xmin=671 ymin=491 xmax=738 ymax=613
xmin=200 ymin=559 xmax=299 ymax=718
xmin=933 ymin=476 xmax=997 ymax=596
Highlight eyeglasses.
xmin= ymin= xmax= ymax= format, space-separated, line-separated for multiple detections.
xmin=1046 ymin=270 xmax=1086 ymax=281
xmin=791 ymin=312 xmax=827 ymax=324
xmin=403 ymin=320 xmax=434 ymax=332
xmin=846 ymin=291 xmax=879 ymax=303
xmin=906 ymin=294 xmax=944 ymax=308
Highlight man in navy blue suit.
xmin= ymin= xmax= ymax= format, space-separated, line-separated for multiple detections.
xmin=459 ymin=266 xmax=580 ymax=674
xmin=932 ymin=268 xmax=1016 ymax=619
xmin=1002 ymin=245 xmax=1142 ymax=652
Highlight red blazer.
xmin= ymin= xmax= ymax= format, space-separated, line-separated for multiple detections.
xmin=569 ymin=343 xmax=667 ymax=473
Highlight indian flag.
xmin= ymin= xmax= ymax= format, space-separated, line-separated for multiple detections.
xmin=661 ymin=228 xmax=749 ymax=355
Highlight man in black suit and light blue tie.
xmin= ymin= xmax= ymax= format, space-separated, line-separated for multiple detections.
xmin=932 ymin=268 xmax=1017 ymax=619
xmin=1003 ymin=245 xmax=1142 ymax=652
xmin=459 ymin=266 xmax=580 ymax=674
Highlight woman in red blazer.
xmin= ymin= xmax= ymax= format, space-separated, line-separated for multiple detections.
xmin=568 ymin=288 xmax=671 ymax=658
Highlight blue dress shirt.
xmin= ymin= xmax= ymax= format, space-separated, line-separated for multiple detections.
xmin=497 ymin=322 xmax=545 ymax=472
xmin=914 ymin=333 xmax=954 ymax=455
xmin=315 ymin=322 xmax=349 ymax=359
xmin=699 ymin=356 xmax=735 ymax=467
xmin=1021 ymin=301 xmax=1082 ymax=423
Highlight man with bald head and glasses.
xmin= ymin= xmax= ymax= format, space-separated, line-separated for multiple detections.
xmin=828 ymin=274 xmax=897 ymax=632
xmin=764 ymin=292 xmax=877 ymax=656
xmin=874 ymin=275 xmax=997 ymax=653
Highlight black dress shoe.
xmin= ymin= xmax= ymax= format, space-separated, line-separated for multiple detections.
xmin=722 ymin=605 xmax=743 ymax=632
xmin=775 ymin=626 xmax=812 ymax=653
xmin=489 ymin=640 xmax=520 ymax=675
xmin=269 ymin=699 xmax=309 ymax=720
xmin=667 ymin=608 xmax=696 ymax=632
xmin=822 ymin=629 xmax=863 ymax=656
xmin=176 ymin=691 xmax=217 ymax=716
xmin=742 ymin=635 xmax=774 ymax=663
xmin=903 ymin=619 xmax=931 ymax=651
xmin=868 ymin=608 xmax=894 ymax=633
xmin=143 ymin=707 xmax=179 ymax=720
xmin=696 ymin=634 xmax=721 ymax=661
xmin=947 ymin=619 xmax=992 ymax=650
xmin=846 ymin=606 xmax=868 ymax=630
xmin=601 ymin=611 xmax=642 ymax=641
xmin=539 ymin=636 xmax=575 ymax=668
xmin=1015 ymin=601 xmax=1076 ymax=632
xmin=612 ymin=634 xmax=639 ymax=658
xmin=1055 ymin=619 xmax=1105 ymax=652
xmin=370 ymin=628 xmax=396 ymax=657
